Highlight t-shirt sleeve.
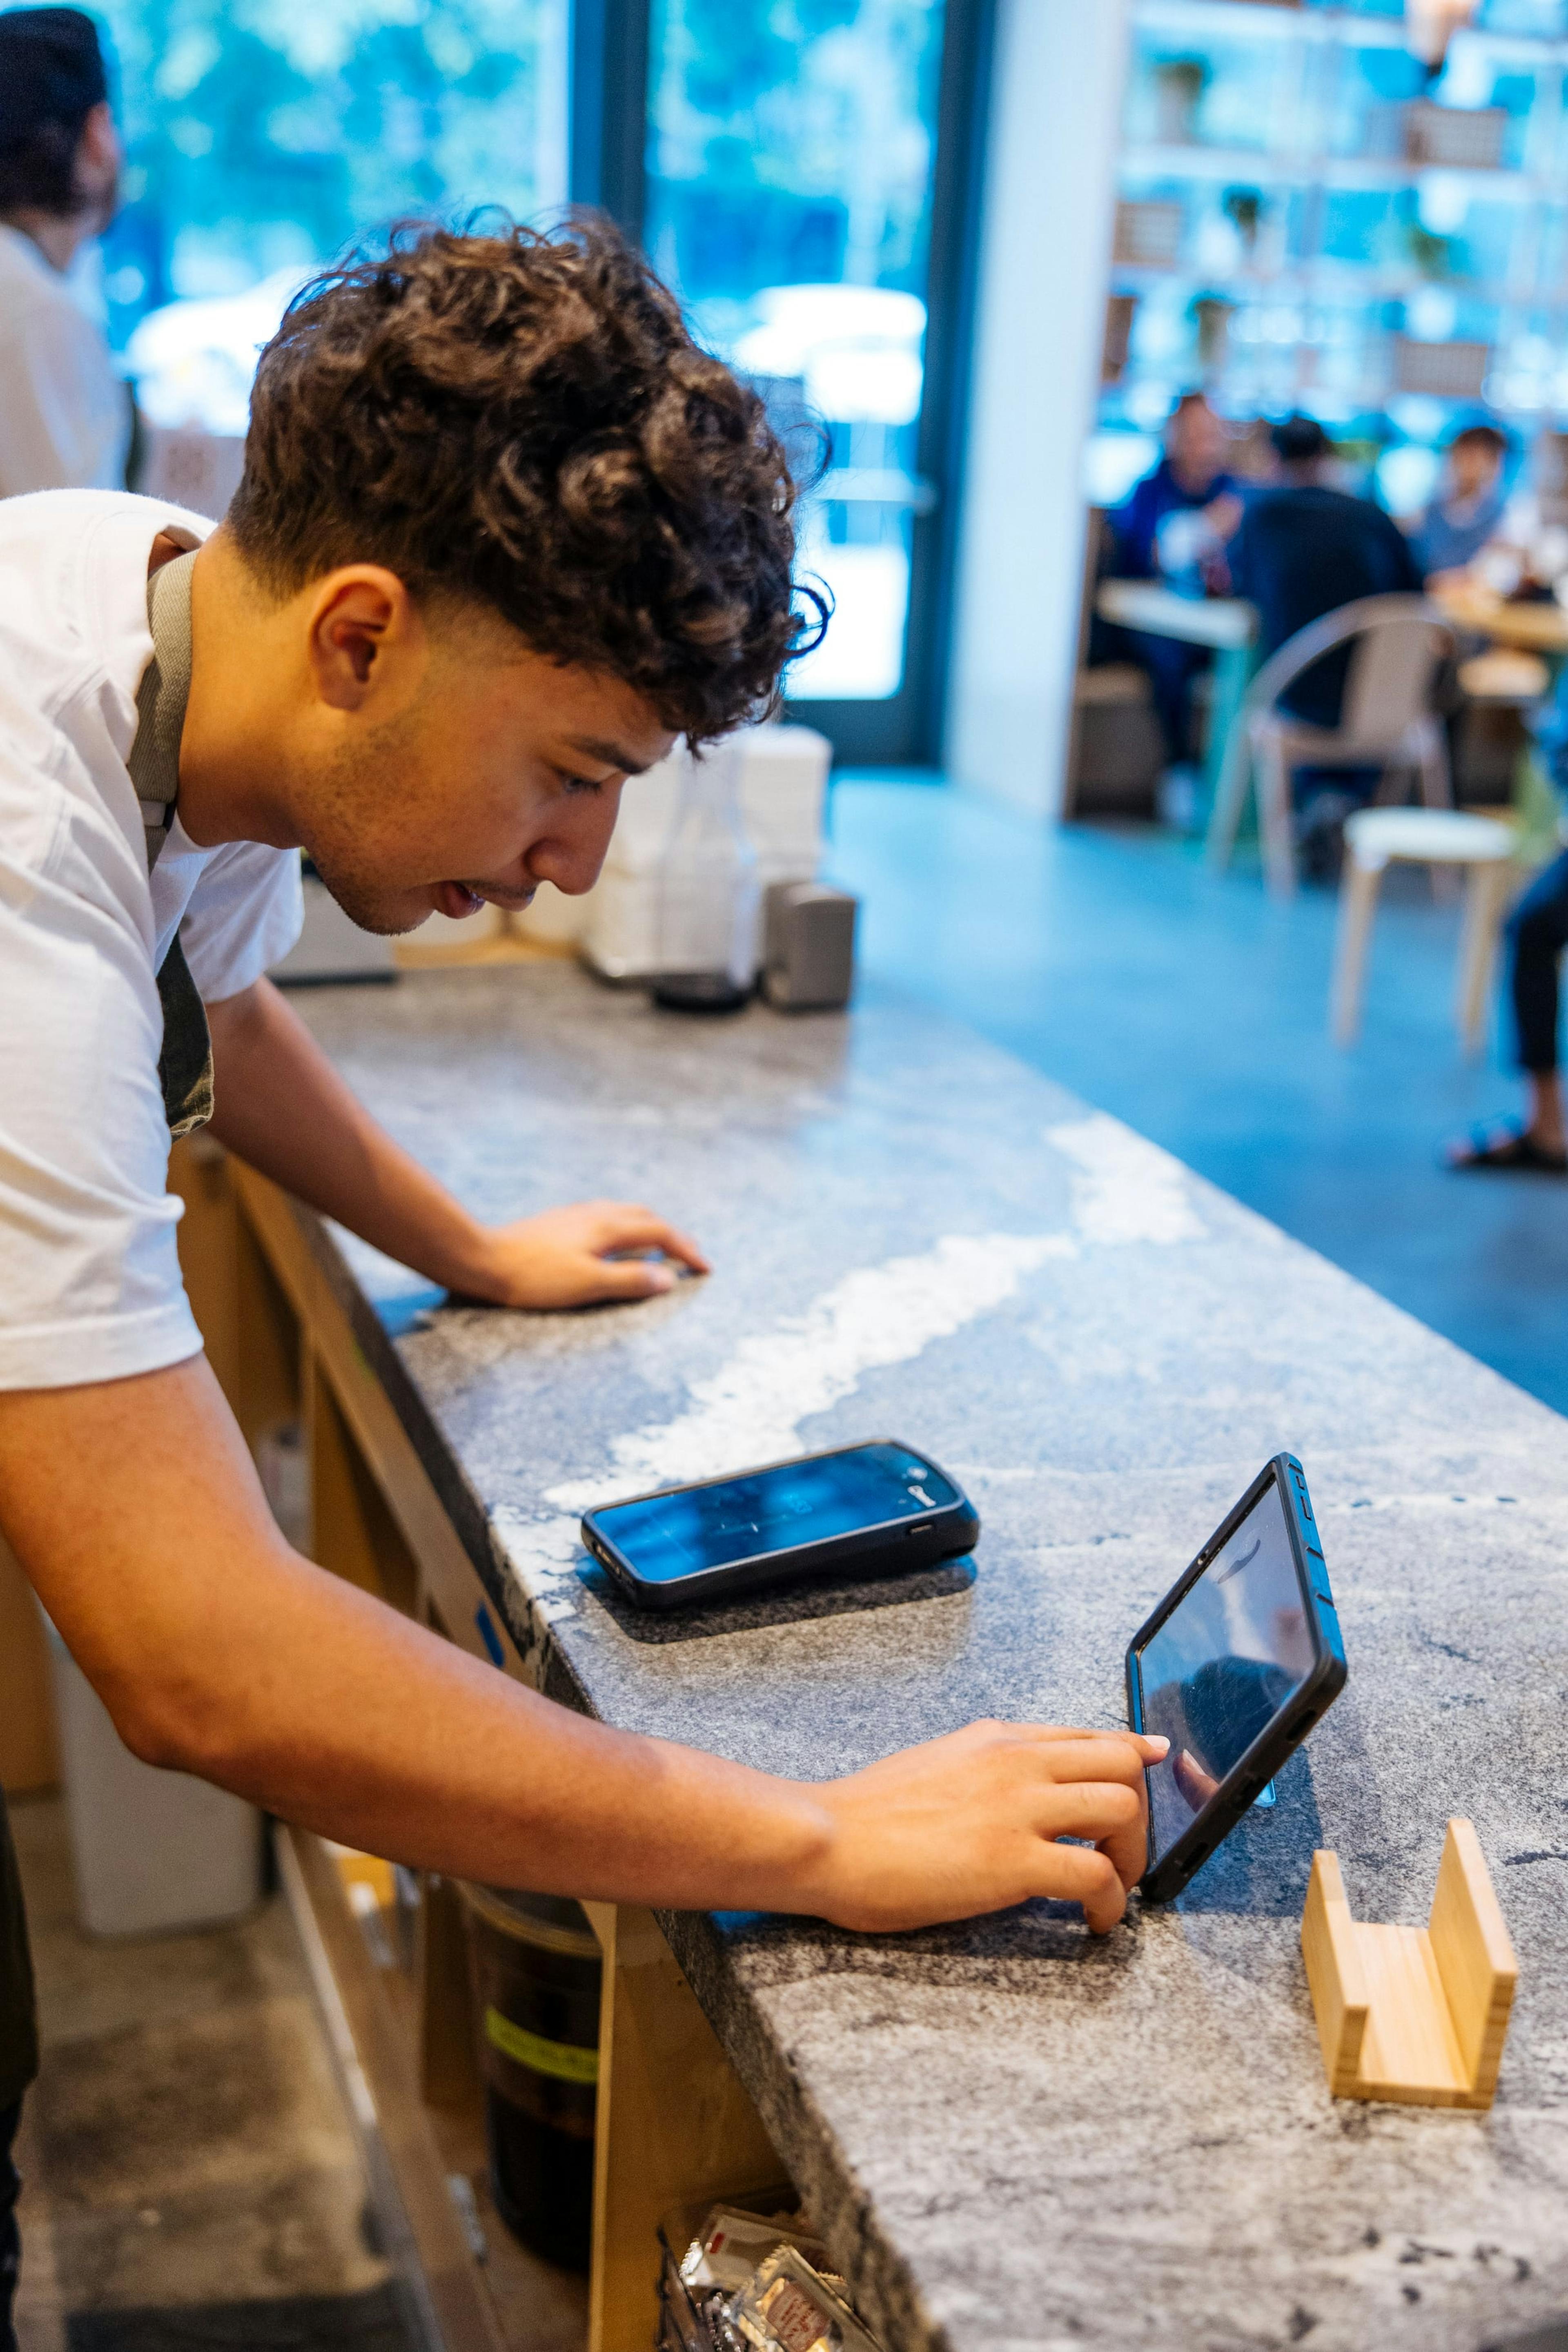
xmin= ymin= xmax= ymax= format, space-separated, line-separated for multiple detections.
xmin=181 ymin=842 xmax=304 ymax=1002
xmin=0 ymin=754 xmax=203 ymax=1390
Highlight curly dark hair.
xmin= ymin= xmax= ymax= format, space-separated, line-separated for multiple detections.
xmin=228 ymin=216 xmax=822 ymax=741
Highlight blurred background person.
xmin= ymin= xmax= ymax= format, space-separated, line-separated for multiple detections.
xmin=1107 ymin=391 xmax=1238 ymax=582
xmin=1405 ymin=421 xmax=1509 ymax=582
xmin=1102 ymin=391 xmax=1241 ymax=772
xmin=1222 ymin=414 xmax=1423 ymax=880
xmin=0 ymin=5 xmax=127 ymax=498
xmin=1445 ymin=846 xmax=1568 ymax=1175
xmin=1223 ymin=415 xmax=1423 ymax=720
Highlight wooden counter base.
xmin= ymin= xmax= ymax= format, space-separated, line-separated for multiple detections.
xmin=170 ymin=1137 xmax=784 ymax=2352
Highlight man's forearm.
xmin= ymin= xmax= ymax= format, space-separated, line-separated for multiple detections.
xmin=204 ymin=976 xmax=496 ymax=1292
xmin=0 ymin=1354 xmax=829 ymax=1914
xmin=163 ymin=1560 xmax=832 ymax=1916
xmin=201 ymin=976 xmax=706 ymax=1313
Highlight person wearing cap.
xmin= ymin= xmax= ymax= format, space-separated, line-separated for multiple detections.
xmin=0 ymin=5 xmax=129 ymax=498
xmin=0 ymin=220 xmax=1163 ymax=2340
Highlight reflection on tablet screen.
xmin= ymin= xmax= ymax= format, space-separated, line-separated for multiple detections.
xmin=1136 ymin=1476 xmax=1313 ymax=1866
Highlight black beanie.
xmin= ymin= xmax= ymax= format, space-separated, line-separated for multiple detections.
xmin=0 ymin=9 xmax=108 ymax=149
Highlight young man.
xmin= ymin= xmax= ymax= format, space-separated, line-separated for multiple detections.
xmin=0 ymin=6 xmax=129 ymax=496
xmin=0 ymin=219 xmax=1163 ymax=2333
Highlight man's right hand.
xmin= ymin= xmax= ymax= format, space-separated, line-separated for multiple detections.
xmin=802 ymin=1720 xmax=1168 ymax=1935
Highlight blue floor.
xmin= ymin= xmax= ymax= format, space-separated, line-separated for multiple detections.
xmin=825 ymin=778 xmax=1568 ymax=1417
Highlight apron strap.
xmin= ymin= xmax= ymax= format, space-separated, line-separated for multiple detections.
xmin=0 ymin=1793 xmax=37 ymax=2112
xmin=129 ymin=549 xmax=214 ymax=1140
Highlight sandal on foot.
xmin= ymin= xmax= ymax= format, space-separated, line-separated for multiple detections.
xmin=1444 ymin=1119 xmax=1568 ymax=1174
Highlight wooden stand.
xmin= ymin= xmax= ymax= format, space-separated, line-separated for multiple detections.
xmin=1301 ymin=1820 xmax=1517 ymax=2109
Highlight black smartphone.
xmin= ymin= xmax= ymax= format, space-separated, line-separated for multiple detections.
xmin=579 ymin=1439 xmax=979 ymax=1612
xmin=1126 ymin=1453 xmax=1347 ymax=1903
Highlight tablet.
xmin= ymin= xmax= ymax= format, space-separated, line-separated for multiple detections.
xmin=1126 ymin=1454 xmax=1346 ymax=1903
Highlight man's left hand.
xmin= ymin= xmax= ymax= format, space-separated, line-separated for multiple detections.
xmin=468 ymin=1200 xmax=710 ymax=1310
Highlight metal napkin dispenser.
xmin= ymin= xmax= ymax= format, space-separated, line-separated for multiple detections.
xmin=762 ymin=881 xmax=858 ymax=1011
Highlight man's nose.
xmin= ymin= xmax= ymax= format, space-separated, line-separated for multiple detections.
xmin=528 ymin=793 xmax=623 ymax=898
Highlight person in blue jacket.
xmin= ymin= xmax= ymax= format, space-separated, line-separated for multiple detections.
xmin=1105 ymin=392 xmax=1240 ymax=764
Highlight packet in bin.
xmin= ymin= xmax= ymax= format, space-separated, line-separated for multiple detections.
xmin=679 ymin=2206 xmax=836 ymax=2296
xmin=659 ymin=2247 xmax=715 ymax=2352
xmin=727 ymin=2246 xmax=882 ymax=2352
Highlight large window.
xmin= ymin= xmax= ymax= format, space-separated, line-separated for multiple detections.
xmin=644 ymin=0 xmax=948 ymax=703
xmin=96 ymin=0 xmax=568 ymax=430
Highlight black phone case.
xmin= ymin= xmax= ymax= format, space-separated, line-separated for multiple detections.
xmin=1126 ymin=1452 xmax=1347 ymax=1904
xmin=580 ymin=1438 xmax=980 ymax=1612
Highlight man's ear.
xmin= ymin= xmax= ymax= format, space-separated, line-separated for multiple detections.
xmin=305 ymin=569 xmax=424 ymax=712
xmin=78 ymin=103 xmax=119 ymax=173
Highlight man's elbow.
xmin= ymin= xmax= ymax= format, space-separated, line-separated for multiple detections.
xmin=109 ymin=1674 xmax=249 ymax=1787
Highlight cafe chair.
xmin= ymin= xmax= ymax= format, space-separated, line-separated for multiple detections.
xmin=1208 ymin=596 xmax=1456 ymax=897
xmin=1329 ymin=806 xmax=1519 ymax=1054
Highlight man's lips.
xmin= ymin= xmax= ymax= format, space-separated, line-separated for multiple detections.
xmin=432 ymin=881 xmax=539 ymax=921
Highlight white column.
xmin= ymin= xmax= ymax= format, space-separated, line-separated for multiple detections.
xmin=944 ymin=0 xmax=1130 ymax=817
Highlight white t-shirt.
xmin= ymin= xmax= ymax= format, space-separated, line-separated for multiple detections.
xmin=0 ymin=489 xmax=304 ymax=1390
xmin=0 ymin=227 xmax=129 ymax=499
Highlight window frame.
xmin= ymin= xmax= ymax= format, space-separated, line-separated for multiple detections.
xmin=574 ymin=0 xmax=997 ymax=766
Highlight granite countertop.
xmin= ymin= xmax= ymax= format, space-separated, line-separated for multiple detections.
xmin=286 ymin=962 xmax=1568 ymax=2352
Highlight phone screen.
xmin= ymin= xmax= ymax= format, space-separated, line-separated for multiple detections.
xmin=591 ymin=1443 xmax=959 ymax=1586
xmin=1134 ymin=1474 xmax=1314 ymax=1867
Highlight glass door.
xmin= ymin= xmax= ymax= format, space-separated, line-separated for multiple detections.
xmin=97 ymin=0 xmax=569 ymax=431
xmin=641 ymin=0 xmax=988 ymax=764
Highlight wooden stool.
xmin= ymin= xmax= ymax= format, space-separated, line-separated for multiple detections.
xmin=1330 ymin=807 xmax=1517 ymax=1055
xmin=1302 ymin=1820 xmax=1517 ymax=2109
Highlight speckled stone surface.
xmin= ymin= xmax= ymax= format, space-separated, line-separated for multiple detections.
xmin=286 ymin=963 xmax=1568 ymax=2352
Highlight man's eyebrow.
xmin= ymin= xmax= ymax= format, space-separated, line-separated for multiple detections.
xmin=563 ymin=735 xmax=657 ymax=777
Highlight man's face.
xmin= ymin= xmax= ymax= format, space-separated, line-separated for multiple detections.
xmin=296 ymin=612 xmax=676 ymax=938
xmin=1449 ymin=437 xmax=1501 ymax=503
xmin=74 ymin=102 xmax=122 ymax=240
xmin=1167 ymin=399 xmax=1229 ymax=489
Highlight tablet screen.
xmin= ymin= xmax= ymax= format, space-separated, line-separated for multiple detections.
xmin=1134 ymin=1473 xmax=1315 ymax=1867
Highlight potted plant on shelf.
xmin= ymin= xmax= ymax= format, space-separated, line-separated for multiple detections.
xmin=1222 ymin=187 xmax=1264 ymax=260
xmin=1153 ymin=56 xmax=1209 ymax=146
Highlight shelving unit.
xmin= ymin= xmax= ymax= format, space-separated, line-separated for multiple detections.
xmin=1099 ymin=0 xmax=1568 ymax=478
